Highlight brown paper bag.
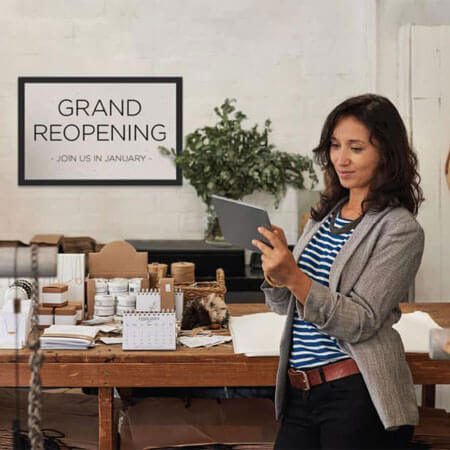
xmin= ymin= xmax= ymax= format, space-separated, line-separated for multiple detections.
xmin=159 ymin=277 xmax=175 ymax=310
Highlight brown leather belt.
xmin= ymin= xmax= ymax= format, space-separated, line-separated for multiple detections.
xmin=288 ymin=358 xmax=360 ymax=391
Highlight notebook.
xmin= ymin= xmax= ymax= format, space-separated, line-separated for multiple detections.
xmin=122 ymin=311 xmax=176 ymax=350
xmin=40 ymin=325 xmax=98 ymax=350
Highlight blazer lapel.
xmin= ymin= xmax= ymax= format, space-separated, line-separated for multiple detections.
xmin=328 ymin=206 xmax=393 ymax=292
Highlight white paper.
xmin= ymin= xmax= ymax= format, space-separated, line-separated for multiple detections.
xmin=97 ymin=324 xmax=121 ymax=333
xmin=42 ymin=324 xmax=99 ymax=339
xmin=229 ymin=312 xmax=287 ymax=357
xmin=82 ymin=317 xmax=113 ymax=325
xmin=230 ymin=311 xmax=442 ymax=356
xmin=393 ymin=311 xmax=443 ymax=353
xmin=178 ymin=335 xmax=232 ymax=348
xmin=99 ymin=337 xmax=123 ymax=345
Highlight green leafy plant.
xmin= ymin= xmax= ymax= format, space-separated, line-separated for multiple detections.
xmin=160 ymin=98 xmax=318 ymax=241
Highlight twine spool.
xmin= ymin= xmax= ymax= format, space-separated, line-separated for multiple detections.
xmin=171 ymin=262 xmax=195 ymax=285
xmin=148 ymin=263 xmax=168 ymax=288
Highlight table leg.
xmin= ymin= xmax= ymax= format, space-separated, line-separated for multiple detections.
xmin=421 ymin=385 xmax=436 ymax=408
xmin=98 ymin=387 xmax=115 ymax=450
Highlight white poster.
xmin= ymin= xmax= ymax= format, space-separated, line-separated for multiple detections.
xmin=19 ymin=77 xmax=182 ymax=185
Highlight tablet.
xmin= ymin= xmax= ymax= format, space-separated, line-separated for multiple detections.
xmin=211 ymin=195 xmax=273 ymax=252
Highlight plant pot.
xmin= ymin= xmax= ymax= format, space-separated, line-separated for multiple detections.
xmin=204 ymin=212 xmax=231 ymax=246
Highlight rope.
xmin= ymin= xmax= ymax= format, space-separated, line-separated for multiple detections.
xmin=13 ymin=246 xmax=21 ymax=449
xmin=148 ymin=263 xmax=167 ymax=288
xmin=27 ymin=244 xmax=44 ymax=450
xmin=170 ymin=262 xmax=195 ymax=284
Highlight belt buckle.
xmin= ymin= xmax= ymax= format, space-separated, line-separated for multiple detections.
xmin=298 ymin=370 xmax=310 ymax=391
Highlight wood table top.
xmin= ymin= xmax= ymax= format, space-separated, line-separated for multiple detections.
xmin=0 ymin=302 xmax=448 ymax=364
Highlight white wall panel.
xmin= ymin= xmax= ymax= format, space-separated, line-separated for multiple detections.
xmin=410 ymin=26 xmax=450 ymax=302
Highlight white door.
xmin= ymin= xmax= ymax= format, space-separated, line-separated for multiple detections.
xmin=399 ymin=25 xmax=450 ymax=302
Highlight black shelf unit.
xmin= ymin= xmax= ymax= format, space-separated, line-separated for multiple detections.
xmin=126 ymin=239 xmax=265 ymax=303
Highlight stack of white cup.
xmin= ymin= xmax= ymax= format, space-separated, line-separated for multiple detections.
xmin=94 ymin=278 xmax=114 ymax=319
xmin=93 ymin=277 xmax=144 ymax=320
xmin=108 ymin=278 xmax=129 ymax=317
xmin=115 ymin=293 xmax=136 ymax=316
xmin=114 ymin=277 xmax=142 ymax=316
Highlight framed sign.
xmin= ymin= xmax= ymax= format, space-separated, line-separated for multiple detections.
xmin=18 ymin=77 xmax=182 ymax=185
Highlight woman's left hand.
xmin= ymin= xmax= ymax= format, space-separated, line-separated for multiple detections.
xmin=252 ymin=226 xmax=299 ymax=287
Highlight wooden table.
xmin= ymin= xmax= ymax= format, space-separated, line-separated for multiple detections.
xmin=0 ymin=302 xmax=449 ymax=449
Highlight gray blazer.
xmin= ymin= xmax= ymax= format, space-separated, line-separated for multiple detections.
xmin=262 ymin=197 xmax=425 ymax=431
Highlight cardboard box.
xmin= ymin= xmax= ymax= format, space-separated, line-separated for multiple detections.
xmin=54 ymin=305 xmax=77 ymax=325
xmin=159 ymin=277 xmax=175 ymax=310
xmin=0 ymin=240 xmax=27 ymax=247
xmin=42 ymin=299 xmax=68 ymax=308
xmin=38 ymin=305 xmax=54 ymax=328
xmin=87 ymin=241 xmax=150 ymax=318
xmin=41 ymin=291 xmax=69 ymax=305
xmin=30 ymin=234 xmax=63 ymax=252
xmin=68 ymin=301 xmax=83 ymax=323
xmin=61 ymin=236 xmax=96 ymax=254
xmin=120 ymin=397 xmax=279 ymax=449
xmin=42 ymin=283 xmax=68 ymax=293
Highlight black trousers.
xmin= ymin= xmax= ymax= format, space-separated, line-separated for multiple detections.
xmin=274 ymin=372 xmax=415 ymax=450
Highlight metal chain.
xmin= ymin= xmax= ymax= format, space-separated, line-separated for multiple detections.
xmin=28 ymin=244 xmax=43 ymax=450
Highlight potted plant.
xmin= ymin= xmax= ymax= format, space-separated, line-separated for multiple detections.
xmin=160 ymin=99 xmax=318 ymax=244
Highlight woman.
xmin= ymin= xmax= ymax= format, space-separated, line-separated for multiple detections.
xmin=252 ymin=94 xmax=425 ymax=450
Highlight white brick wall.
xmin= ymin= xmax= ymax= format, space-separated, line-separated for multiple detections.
xmin=0 ymin=0 xmax=375 ymax=244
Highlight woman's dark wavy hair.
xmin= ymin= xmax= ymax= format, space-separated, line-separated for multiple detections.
xmin=310 ymin=93 xmax=424 ymax=221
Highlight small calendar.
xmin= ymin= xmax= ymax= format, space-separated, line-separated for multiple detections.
xmin=136 ymin=288 xmax=184 ymax=321
xmin=136 ymin=289 xmax=161 ymax=311
xmin=122 ymin=311 xmax=176 ymax=350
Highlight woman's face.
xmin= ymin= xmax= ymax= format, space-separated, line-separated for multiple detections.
xmin=329 ymin=115 xmax=380 ymax=194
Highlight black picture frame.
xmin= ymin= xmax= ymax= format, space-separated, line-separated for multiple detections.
xmin=18 ymin=76 xmax=183 ymax=186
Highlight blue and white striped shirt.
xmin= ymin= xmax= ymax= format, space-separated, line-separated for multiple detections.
xmin=289 ymin=211 xmax=355 ymax=369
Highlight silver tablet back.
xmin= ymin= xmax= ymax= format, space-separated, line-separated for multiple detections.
xmin=211 ymin=195 xmax=272 ymax=252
